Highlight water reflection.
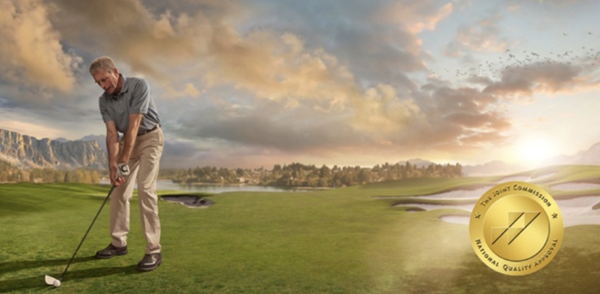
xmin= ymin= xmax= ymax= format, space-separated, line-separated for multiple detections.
xmin=100 ymin=179 xmax=305 ymax=193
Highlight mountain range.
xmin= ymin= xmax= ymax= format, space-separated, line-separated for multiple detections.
xmin=0 ymin=129 xmax=107 ymax=170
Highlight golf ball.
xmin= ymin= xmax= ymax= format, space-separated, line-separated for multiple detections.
xmin=53 ymin=280 xmax=61 ymax=287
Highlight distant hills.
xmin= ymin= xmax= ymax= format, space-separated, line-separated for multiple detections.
xmin=461 ymin=160 xmax=520 ymax=176
xmin=554 ymin=142 xmax=600 ymax=166
xmin=398 ymin=142 xmax=600 ymax=176
xmin=399 ymin=158 xmax=436 ymax=168
xmin=0 ymin=129 xmax=107 ymax=170
xmin=462 ymin=143 xmax=600 ymax=176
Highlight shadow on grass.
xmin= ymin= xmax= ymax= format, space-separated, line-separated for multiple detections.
xmin=0 ymin=256 xmax=94 ymax=276
xmin=0 ymin=257 xmax=142 ymax=293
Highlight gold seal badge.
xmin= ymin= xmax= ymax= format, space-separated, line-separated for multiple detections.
xmin=469 ymin=181 xmax=563 ymax=275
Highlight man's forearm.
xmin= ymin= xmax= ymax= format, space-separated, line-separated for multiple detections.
xmin=119 ymin=132 xmax=137 ymax=163
xmin=107 ymin=135 xmax=120 ymax=166
xmin=119 ymin=113 xmax=143 ymax=163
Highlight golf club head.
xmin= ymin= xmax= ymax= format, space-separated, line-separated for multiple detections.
xmin=44 ymin=275 xmax=61 ymax=287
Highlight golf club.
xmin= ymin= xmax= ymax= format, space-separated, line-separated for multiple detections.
xmin=45 ymin=185 xmax=116 ymax=287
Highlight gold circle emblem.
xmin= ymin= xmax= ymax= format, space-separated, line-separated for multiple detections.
xmin=469 ymin=181 xmax=563 ymax=275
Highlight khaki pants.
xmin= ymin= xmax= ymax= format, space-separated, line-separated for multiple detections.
xmin=110 ymin=127 xmax=163 ymax=254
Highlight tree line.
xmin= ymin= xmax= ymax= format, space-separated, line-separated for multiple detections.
xmin=1 ymin=159 xmax=462 ymax=188
xmin=0 ymin=160 xmax=103 ymax=184
xmin=164 ymin=161 xmax=463 ymax=188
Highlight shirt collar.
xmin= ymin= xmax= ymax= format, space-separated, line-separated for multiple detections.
xmin=110 ymin=74 xmax=129 ymax=99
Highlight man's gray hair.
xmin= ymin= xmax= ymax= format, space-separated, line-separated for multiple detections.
xmin=89 ymin=56 xmax=117 ymax=75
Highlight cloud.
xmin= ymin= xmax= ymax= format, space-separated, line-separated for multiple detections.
xmin=43 ymin=0 xmax=450 ymax=106
xmin=349 ymin=84 xmax=421 ymax=141
xmin=49 ymin=0 xmax=361 ymax=106
xmin=411 ymin=85 xmax=512 ymax=150
xmin=159 ymin=139 xmax=209 ymax=168
xmin=0 ymin=119 xmax=64 ymax=139
xmin=164 ymin=83 xmax=202 ymax=98
xmin=514 ymin=0 xmax=588 ymax=5
xmin=202 ymin=31 xmax=357 ymax=113
xmin=172 ymin=98 xmax=366 ymax=154
xmin=243 ymin=0 xmax=454 ymax=88
xmin=0 ymin=96 xmax=104 ymax=140
xmin=110 ymin=0 xmax=513 ymax=161
xmin=444 ymin=13 xmax=509 ymax=57
xmin=49 ymin=0 xmax=205 ymax=75
xmin=0 ymin=0 xmax=81 ymax=92
xmin=507 ymin=4 xmax=521 ymax=11
xmin=377 ymin=1 xmax=453 ymax=34
xmin=164 ymin=77 xmax=514 ymax=163
xmin=483 ymin=62 xmax=599 ymax=97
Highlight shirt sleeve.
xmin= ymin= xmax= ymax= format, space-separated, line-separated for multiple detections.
xmin=99 ymin=97 xmax=113 ymax=123
xmin=129 ymin=79 xmax=151 ymax=114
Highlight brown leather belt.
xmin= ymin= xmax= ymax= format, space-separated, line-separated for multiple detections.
xmin=137 ymin=124 xmax=159 ymax=136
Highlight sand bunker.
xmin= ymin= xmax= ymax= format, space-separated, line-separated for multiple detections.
xmin=439 ymin=215 xmax=469 ymax=225
xmin=161 ymin=195 xmax=213 ymax=208
xmin=418 ymin=186 xmax=491 ymax=200
xmin=495 ymin=172 xmax=556 ymax=184
xmin=393 ymin=186 xmax=600 ymax=227
xmin=496 ymin=176 xmax=531 ymax=182
xmin=435 ymin=196 xmax=600 ymax=227
xmin=398 ymin=201 xmax=476 ymax=213
xmin=532 ymin=172 xmax=557 ymax=181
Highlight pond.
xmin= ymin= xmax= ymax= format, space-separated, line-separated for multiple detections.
xmin=100 ymin=179 xmax=306 ymax=193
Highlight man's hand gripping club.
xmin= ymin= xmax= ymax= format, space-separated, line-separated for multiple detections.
xmin=111 ymin=162 xmax=130 ymax=187
xmin=118 ymin=162 xmax=130 ymax=177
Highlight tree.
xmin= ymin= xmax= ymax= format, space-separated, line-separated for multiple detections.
xmin=236 ymin=168 xmax=245 ymax=177
xmin=357 ymin=168 xmax=370 ymax=184
xmin=54 ymin=170 xmax=65 ymax=183
xmin=405 ymin=162 xmax=413 ymax=178
xmin=319 ymin=165 xmax=331 ymax=178
xmin=64 ymin=171 xmax=72 ymax=183
xmin=91 ymin=170 xmax=100 ymax=184
xmin=455 ymin=163 xmax=463 ymax=177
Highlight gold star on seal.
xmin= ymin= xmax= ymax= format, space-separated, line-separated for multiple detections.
xmin=475 ymin=212 xmax=481 ymax=219
xmin=552 ymin=213 xmax=558 ymax=219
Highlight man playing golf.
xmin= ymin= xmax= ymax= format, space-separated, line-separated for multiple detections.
xmin=89 ymin=56 xmax=163 ymax=271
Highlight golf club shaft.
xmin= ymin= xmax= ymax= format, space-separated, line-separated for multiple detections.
xmin=59 ymin=185 xmax=115 ymax=280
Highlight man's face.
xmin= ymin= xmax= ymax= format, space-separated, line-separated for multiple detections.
xmin=92 ymin=68 xmax=120 ymax=95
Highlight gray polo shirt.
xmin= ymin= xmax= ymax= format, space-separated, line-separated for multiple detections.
xmin=98 ymin=75 xmax=160 ymax=134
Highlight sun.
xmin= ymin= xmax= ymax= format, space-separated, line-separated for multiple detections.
xmin=515 ymin=137 xmax=557 ymax=163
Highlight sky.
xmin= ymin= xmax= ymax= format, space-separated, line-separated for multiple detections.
xmin=1 ymin=0 xmax=600 ymax=169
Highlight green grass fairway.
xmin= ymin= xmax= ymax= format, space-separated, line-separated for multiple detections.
xmin=2 ymin=165 xmax=600 ymax=293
